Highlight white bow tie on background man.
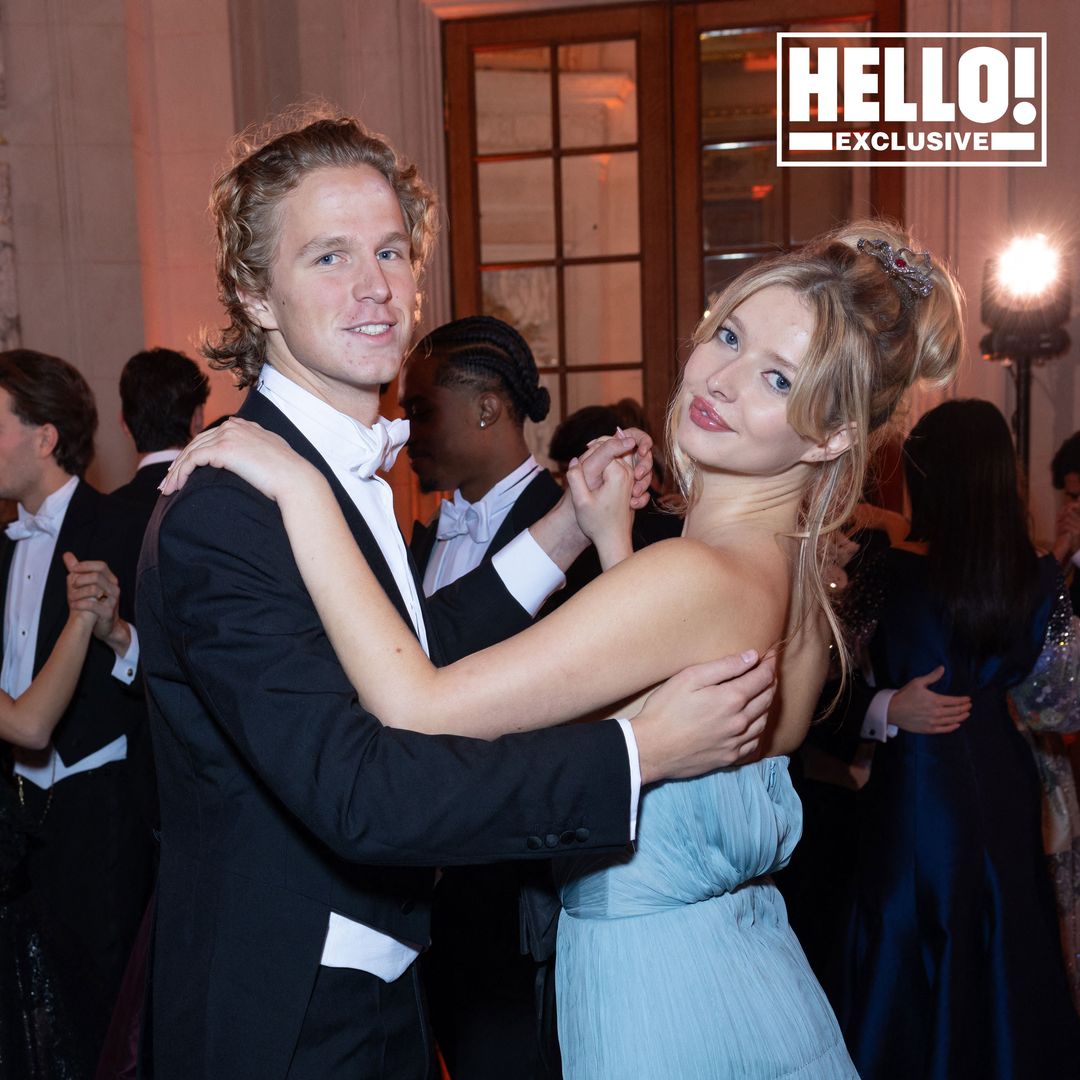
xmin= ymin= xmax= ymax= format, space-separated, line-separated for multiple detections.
xmin=347 ymin=416 xmax=411 ymax=481
xmin=5 ymin=507 xmax=60 ymax=542
xmin=436 ymin=494 xmax=492 ymax=545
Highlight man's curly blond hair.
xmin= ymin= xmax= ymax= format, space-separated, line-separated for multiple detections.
xmin=203 ymin=107 xmax=439 ymax=388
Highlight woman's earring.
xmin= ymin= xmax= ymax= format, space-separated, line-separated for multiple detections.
xmin=479 ymin=419 xmax=486 ymax=428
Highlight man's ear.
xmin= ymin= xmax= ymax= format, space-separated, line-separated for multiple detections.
xmin=238 ymin=288 xmax=277 ymax=332
xmin=477 ymin=392 xmax=503 ymax=430
xmin=801 ymin=423 xmax=855 ymax=464
xmin=35 ymin=422 xmax=60 ymax=462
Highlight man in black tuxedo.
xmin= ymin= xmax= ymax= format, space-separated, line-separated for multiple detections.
xmin=137 ymin=115 xmax=775 ymax=1080
xmin=0 ymin=349 xmax=153 ymax=1057
xmin=111 ymin=347 xmax=209 ymax=532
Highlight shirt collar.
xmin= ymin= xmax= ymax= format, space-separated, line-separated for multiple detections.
xmin=454 ymin=456 xmax=541 ymax=515
xmin=256 ymin=363 xmax=409 ymax=475
xmin=138 ymin=449 xmax=181 ymax=469
xmin=21 ymin=474 xmax=79 ymax=525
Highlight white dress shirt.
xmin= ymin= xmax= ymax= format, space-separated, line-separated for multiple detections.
xmin=5 ymin=476 xmax=140 ymax=787
xmin=258 ymin=365 xmax=637 ymax=984
xmin=422 ymin=457 xmax=544 ymax=597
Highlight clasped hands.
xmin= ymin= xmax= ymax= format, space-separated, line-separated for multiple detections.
xmin=562 ymin=427 xmax=650 ymax=570
xmin=64 ymin=552 xmax=132 ymax=655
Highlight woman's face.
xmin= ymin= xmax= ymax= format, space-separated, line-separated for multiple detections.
xmin=676 ymin=284 xmax=826 ymax=478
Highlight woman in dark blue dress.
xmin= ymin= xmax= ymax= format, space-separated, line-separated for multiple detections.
xmin=838 ymin=399 xmax=1080 ymax=1079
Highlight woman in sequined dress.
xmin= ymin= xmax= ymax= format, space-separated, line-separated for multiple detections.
xmin=834 ymin=400 xmax=1080 ymax=1079
xmin=0 ymin=559 xmax=115 ymax=1078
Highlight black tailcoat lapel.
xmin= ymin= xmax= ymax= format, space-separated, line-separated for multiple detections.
xmin=239 ymin=392 xmax=419 ymax=636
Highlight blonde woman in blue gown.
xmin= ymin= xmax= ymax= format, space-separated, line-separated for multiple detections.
xmin=164 ymin=220 xmax=964 ymax=1078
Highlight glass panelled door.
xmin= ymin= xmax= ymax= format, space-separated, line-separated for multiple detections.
xmin=445 ymin=6 xmax=674 ymax=464
xmin=673 ymin=1 xmax=901 ymax=344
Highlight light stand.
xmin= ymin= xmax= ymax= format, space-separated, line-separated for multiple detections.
xmin=980 ymin=235 xmax=1071 ymax=483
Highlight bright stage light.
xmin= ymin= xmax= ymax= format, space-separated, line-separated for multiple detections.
xmin=981 ymin=233 xmax=1071 ymax=352
xmin=993 ymin=234 xmax=1060 ymax=299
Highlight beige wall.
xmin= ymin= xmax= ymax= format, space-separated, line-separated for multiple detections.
xmin=1 ymin=0 xmax=1078 ymax=538
xmin=4 ymin=0 xmax=145 ymax=490
xmin=1 ymin=0 xmax=448 ymax=521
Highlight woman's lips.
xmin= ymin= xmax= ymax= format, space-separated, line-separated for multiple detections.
xmin=689 ymin=396 xmax=733 ymax=432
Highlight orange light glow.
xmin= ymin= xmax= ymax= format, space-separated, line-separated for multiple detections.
xmin=745 ymin=55 xmax=777 ymax=73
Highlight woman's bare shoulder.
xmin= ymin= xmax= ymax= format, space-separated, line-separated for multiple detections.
xmin=605 ymin=536 xmax=782 ymax=629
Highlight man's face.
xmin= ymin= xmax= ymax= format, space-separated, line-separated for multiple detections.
xmin=400 ymin=352 xmax=481 ymax=493
xmin=0 ymin=388 xmax=46 ymax=506
xmin=1064 ymin=472 xmax=1080 ymax=505
xmin=245 ymin=164 xmax=418 ymax=420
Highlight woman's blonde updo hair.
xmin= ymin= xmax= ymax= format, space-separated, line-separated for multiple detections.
xmin=202 ymin=106 xmax=439 ymax=388
xmin=665 ymin=219 xmax=965 ymax=670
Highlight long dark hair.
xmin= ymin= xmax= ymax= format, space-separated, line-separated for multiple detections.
xmin=904 ymin=399 xmax=1040 ymax=670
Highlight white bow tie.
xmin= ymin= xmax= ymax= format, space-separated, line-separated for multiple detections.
xmin=5 ymin=509 xmax=59 ymax=541
xmin=436 ymin=496 xmax=492 ymax=544
xmin=348 ymin=417 xmax=410 ymax=480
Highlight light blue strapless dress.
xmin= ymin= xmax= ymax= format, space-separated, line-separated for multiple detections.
xmin=555 ymin=757 xmax=857 ymax=1079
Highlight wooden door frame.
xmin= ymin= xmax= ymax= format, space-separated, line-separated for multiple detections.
xmin=443 ymin=0 xmax=903 ymax=435
xmin=672 ymin=0 xmax=904 ymax=349
xmin=443 ymin=3 xmax=675 ymax=439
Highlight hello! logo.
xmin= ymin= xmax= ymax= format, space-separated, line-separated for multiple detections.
xmin=777 ymin=33 xmax=1046 ymax=167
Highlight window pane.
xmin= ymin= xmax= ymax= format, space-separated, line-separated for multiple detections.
xmin=562 ymin=152 xmax=639 ymax=258
xmin=481 ymin=267 xmax=559 ymax=367
xmin=564 ymin=262 xmax=641 ymax=366
xmin=478 ymin=159 xmax=556 ymax=263
xmin=559 ymin=40 xmax=637 ymax=148
xmin=702 ymin=144 xmax=782 ymax=250
xmin=475 ymin=47 xmax=552 ymax=155
xmin=566 ymin=369 xmax=643 ymax=414
xmin=527 ymin=372 xmax=561 ymax=468
xmin=699 ymin=29 xmax=778 ymax=143
xmin=703 ymin=253 xmax=762 ymax=307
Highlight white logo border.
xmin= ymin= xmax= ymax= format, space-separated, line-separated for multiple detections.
xmin=775 ymin=31 xmax=1048 ymax=168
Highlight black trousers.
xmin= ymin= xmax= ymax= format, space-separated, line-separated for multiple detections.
xmin=286 ymin=963 xmax=437 ymax=1080
xmin=22 ymin=760 xmax=154 ymax=1058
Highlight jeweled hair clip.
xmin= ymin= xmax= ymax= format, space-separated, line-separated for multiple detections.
xmin=857 ymin=238 xmax=935 ymax=298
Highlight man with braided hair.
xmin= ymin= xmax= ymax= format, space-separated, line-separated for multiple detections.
xmin=404 ymin=315 xmax=571 ymax=1077
xmin=405 ymin=315 xmax=566 ymax=597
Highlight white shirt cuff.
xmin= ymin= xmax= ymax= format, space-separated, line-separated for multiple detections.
xmin=491 ymin=530 xmax=566 ymax=616
xmin=862 ymin=688 xmax=897 ymax=742
xmin=614 ymin=718 xmax=642 ymax=842
xmin=110 ymin=624 xmax=139 ymax=685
